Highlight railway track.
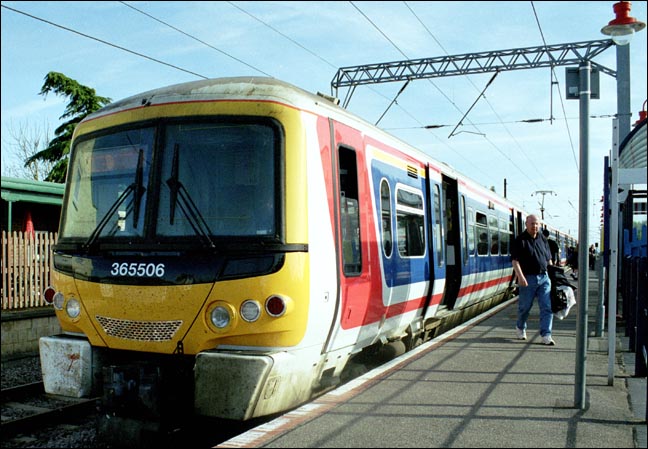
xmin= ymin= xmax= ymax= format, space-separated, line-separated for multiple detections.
xmin=1 ymin=378 xmax=262 ymax=448
xmin=1 ymin=381 xmax=99 ymax=438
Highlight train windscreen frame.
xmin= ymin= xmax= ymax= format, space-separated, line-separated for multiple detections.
xmin=58 ymin=117 xmax=283 ymax=250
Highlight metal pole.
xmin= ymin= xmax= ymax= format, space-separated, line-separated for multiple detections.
xmin=616 ymin=44 xmax=632 ymax=143
xmin=574 ymin=60 xmax=590 ymax=410
xmin=608 ymin=42 xmax=632 ymax=384
xmin=595 ymin=255 xmax=605 ymax=337
xmin=608 ymin=119 xmax=620 ymax=385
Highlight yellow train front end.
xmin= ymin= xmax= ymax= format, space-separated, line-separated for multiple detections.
xmin=39 ymin=78 xmax=320 ymax=427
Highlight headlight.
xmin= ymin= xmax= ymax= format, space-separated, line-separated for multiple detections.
xmin=53 ymin=292 xmax=65 ymax=310
xmin=210 ymin=306 xmax=231 ymax=329
xmin=240 ymin=300 xmax=261 ymax=322
xmin=66 ymin=298 xmax=81 ymax=318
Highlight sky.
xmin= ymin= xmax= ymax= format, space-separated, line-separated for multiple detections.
xmin=2 ymin=1 xmax=647 ymax=243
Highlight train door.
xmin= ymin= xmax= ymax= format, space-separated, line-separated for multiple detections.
xmin=440 ymin=175 xmax=461 ymax=309
xmin=515 ymin=210 xmax=524 ymax=237
xmin=325 ymin=120 xmax=381 ymax=346
xmin=424 ymin=169 xmax=444 ymax=315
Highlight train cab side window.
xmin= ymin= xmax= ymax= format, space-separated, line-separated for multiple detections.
xmin=339 ymin=146 xmax=362 ymax=275
xmin=476 ymin=211 xmax=488 ymax=255
xmin=380 ymin=179 xmax=393 ymax=257
xmin=396 ymin=185 xmax=426 ymax=257
xmin=466 ymin=206 xmax=475 ymax=256
xmin=489 ymin=215 xmax=499 ymax=255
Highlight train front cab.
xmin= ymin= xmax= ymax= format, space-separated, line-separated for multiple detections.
xmin=38 ymin=88 xmax=338 ymax=426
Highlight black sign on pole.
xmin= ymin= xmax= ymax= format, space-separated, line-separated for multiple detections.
xmin=566 ymin=67 xmax=600 ymax=99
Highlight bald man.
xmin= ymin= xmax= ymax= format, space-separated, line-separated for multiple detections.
xmin=511 ymin=214 xmax=555 ymax=345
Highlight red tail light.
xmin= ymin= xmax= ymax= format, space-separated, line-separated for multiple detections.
xmin=265 ymin=295 xmax=286 ymax=317
xmin=43 ymin=286 xmax=57 ymax=304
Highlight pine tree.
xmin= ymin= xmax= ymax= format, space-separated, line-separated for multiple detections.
xmin=24 ymin=72 xmax=111 ymax=182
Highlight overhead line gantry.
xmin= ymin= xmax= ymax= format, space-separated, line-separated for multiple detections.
xmin=331 ymin=39 xmax=616 ymax=108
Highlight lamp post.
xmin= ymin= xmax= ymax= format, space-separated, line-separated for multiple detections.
xmin=571 ymin=0 xmax=645 ymax=410
xmin=601 ymin=1 xmax=646 ymax=45
xmin=599 ymin=1 xmax=645 ymax=389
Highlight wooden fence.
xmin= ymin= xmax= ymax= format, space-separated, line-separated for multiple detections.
xmin=1 ymin=231 xmax=58 ymax=310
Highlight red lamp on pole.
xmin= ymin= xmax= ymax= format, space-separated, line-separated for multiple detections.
xmin=601 ymin=1 xmax=646 ymax=45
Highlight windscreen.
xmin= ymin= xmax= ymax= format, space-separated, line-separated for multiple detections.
xmin=60 ymin=127 xmax=154 ymax=240
xmin=60 ymin=120 xmax=280 ymax=245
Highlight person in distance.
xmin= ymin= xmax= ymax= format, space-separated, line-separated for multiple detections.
xmin=542 ymin=228 xmax=560 ymax=266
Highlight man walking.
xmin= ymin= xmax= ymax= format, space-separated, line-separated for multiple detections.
xmin=511 ymin=214 xmax=555 ymax=345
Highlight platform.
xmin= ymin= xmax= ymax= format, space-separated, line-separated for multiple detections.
xmin=217 ymin=269 xmax=647 ymax=448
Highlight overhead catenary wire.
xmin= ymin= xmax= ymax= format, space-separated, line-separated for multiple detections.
xmin=405 ymin=1 xmax=549 ymax=186
xmin=531 ymin=1 xmax=579 ymax=172
xmin=385 ymin=113 xmax=618 ymax=129
xmin=448 ymin=71 xmax=499 ymax=138
xmin=225 ymin=1 xmax=495 ymax=184
xmin=0 ymin=4 xmax=209 ymax=80
xmin=530 ymin=1 xmax=580 ymax=220
xmin=224 ymin=0 xmax=447 ymax=137
xmin=351 ymin=1 xmax=543 ymax=193
xmin=119 ymin=1 xmax=272 ymax=77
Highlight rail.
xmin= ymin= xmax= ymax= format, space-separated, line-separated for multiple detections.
xmin=1 ymin=381 xmax=99 ymax=438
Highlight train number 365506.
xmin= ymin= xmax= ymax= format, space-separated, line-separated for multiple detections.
xmin=111 ymin=262 xmax=165 ymax=277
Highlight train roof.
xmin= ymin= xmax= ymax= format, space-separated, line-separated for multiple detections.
xmin=86 ymin=77 xmax=331 ymax=119
xmin=84 ymin=76 xmax=527 ymax=215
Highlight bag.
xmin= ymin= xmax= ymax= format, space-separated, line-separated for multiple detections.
xmin=551 ymin=284 xmax=568 ymax=313
xmin=547 ymin=265 xmax=577 ymax=318
xmin=552 ymin=285 xmax=577 ymax=320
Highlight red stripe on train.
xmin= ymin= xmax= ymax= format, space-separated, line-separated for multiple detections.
xmin=458 ymin=274 xmax=514 ymax=297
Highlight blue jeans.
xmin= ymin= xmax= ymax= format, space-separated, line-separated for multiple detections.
xmin=517 ymin=273 xmax=553 ymax=337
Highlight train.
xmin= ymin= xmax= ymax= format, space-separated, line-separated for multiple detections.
xmin=39 ymin=76 xmax=574 ymax=439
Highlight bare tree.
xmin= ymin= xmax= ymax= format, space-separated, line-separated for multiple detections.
xmin=2 ymin=119 xmax=55 ymax=181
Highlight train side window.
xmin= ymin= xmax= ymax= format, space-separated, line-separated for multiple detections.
xmin=380 ymin=179 xmax=393 ymax=257
xmin=396 ymin=185 xmax=426 ymax=257
xmin=339 ymin=146 xmax=362 ymax=275
xmin=433 ymin=185 xmax=443 ymax=265
xmin=489 ymin=215 xmax=499 ymax=255
xmin=461 ymin=196 xmax=468 ymax=263
xmin=466 ymin=206 xmax=475 ymax=256
xmin=476 ymin=211 xmax=488 ymax=255
xmin=499 ymin=218 xmax=510 ymax=255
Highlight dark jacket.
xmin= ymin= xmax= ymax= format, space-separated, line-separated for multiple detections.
xmin=511 ymin=231 xmax=552 ymax=275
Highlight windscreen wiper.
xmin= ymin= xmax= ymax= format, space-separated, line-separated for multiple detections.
xmin=132 ymin=149 xmax=145 ymax=227
xmin=166 ymin=143 xmax=216 ymax=248
xmin=83 ymin=149 xmax=146 ymax=251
